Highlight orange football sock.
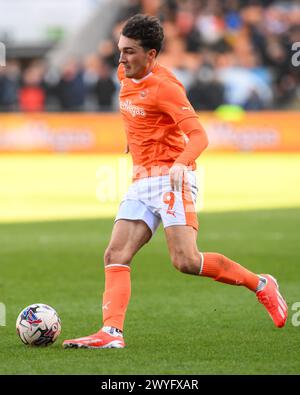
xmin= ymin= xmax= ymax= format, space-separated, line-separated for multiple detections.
xmin=102 ymin=264 xmax=131 ymax=331
xmin=200 ymin=253 xmax=259 ymax=291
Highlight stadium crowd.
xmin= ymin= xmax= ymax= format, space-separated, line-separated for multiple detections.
xmin=0 ymin=0 xmax=299 ymax=112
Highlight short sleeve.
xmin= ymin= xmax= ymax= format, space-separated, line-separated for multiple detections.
xmin=156 ymin=79 xmax=198 ymax=125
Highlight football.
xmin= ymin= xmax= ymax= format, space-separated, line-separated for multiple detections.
xmin=16 ymin=303 xmax=61 ymax=346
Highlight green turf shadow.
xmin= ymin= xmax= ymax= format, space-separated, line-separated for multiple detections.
xmin=0 ymin=207 xmax=299 ymax=374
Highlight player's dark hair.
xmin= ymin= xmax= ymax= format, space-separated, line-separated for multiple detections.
xmin=121 ymin=14 xmax=164 ymax=56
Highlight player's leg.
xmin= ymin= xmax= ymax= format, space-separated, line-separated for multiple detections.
xmin=162 ymin=178 xmax=262 ymax=288
xmin=164 ymin=225 xmax=288 ymax=328
xmin=102 ymin=219 xmax=152 ymax=331
xmin=165 ymin=225 xmax=260 ymax=288
xmin=63 ymin=218 xmax=152 ymax=349
xmin=160 ymin=170 xmax=287 ymax=328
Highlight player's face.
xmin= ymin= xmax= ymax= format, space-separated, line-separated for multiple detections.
xmin=118 ymin=35 xmax=156 ymax=79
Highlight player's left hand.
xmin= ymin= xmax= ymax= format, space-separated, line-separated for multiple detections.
xmin=169 ymin=163 xmax=188 ymax=191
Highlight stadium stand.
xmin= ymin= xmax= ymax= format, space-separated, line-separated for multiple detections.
xmin=0 ymin=0 xmax=299 ymax=112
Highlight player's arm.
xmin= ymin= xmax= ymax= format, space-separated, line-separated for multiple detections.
xmin=175 ymin=117 xmax=208 ymax=166
xmin=156 ymin=79 xmax=209 ymax=190
xmin=169 ymin=118 xmax=208 ymax=191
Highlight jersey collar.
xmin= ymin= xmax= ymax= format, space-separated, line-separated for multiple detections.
xmin=132 ymin=71 xmax=153 ymax=84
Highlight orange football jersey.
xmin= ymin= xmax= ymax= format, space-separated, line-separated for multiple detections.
xmin=118 ymin=63 xmax=199 ymax=179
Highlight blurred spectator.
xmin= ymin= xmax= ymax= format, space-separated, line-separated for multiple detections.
xmin=0 ymin=60 xmax=20 ymax=111
xmin=19 ymin=62 xmax=46 ymax=112
xmin=2 ymin=0 xmax=300 ymax=112
xmin=83 ymin=53 xmax=102 ymax=110
xmin=175 ymin=10 xmax=202 ymax=52
xmin=116 ymin=0 xmax=142 ymax=22
xmin=97 ymin=21 xmax=126 ymax=69
xmin=94 ymin=59 xmax=117 ymax=111
xmin=188 ymin=66 xmax=225 ymax=110
xmin=55 ymin=59 xmax=86 ymax=111
xmin=217 ymin=65 xmax=273 ymax=109
xmin=141 ymin=0 xmax=162 ymax=16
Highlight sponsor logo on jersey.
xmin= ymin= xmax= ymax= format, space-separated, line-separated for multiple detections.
xmin=120 ymin=100 xmax=146 ymax=117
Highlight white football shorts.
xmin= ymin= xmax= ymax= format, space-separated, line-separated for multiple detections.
xmin=115 ymin=171 xmax=198 ymax=235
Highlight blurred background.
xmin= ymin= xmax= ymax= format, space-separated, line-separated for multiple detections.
xmin=0 ymin=0 xmax=300 ymax=219
xmin=0 ymin=0 xmax=299 ymax=113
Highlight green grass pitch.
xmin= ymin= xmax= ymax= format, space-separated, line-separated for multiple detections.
xmin=0 ymin=153 xmax=300 ymax=374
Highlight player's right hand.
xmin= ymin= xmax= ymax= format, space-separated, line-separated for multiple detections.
xmin=169 ymin=163 xmax=188 ymax=192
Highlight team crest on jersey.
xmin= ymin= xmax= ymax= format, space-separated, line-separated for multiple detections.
xmin=140 ymin=89 xmax=148 ymax=99
xmin=120 ymin=100 xmax=146 ymax=117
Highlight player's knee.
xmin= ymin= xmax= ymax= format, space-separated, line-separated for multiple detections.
xmin=103 ymin=246 xmax=132 ymax=266
xmin=171 ymin=251 xmax=200 ymax=275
